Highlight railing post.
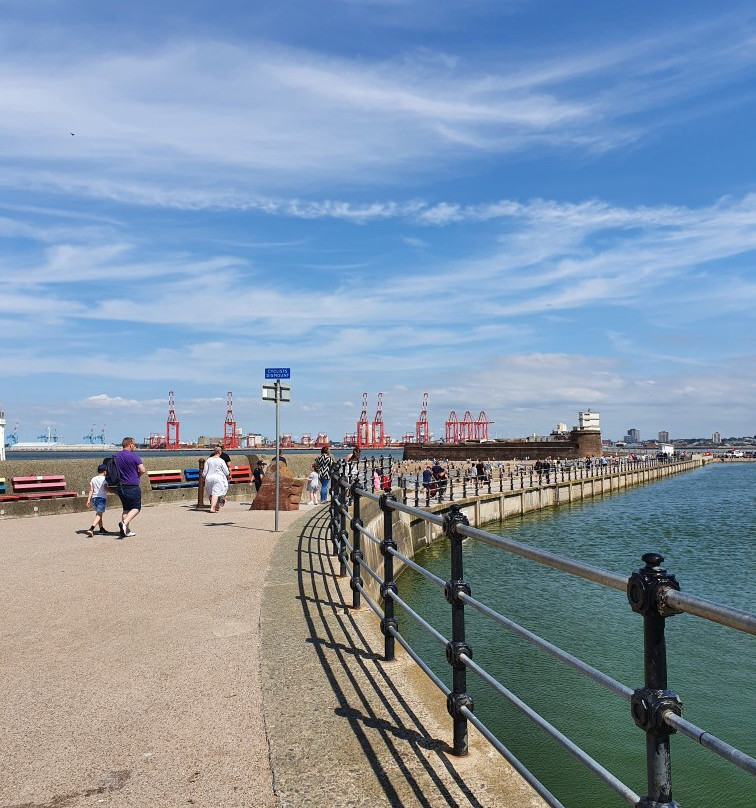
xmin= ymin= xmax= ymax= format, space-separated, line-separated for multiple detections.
xmin=379 ymin=493 xmax=397 ymax=661
xmin=196 ymin=457 xmax=206 ymax=509
xmin=337 ymin=475 xmax=349 ymax=576
xmin=443 ymin=503 xmax=473 ymax=756
xmin=627 ymin=553 xmax=683 ymax=808
xmin=350 ymin=481 xmax=363 ymax=609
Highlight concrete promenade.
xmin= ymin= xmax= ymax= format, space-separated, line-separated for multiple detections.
xmin=1 ymin=499 xmax=543 ymax=808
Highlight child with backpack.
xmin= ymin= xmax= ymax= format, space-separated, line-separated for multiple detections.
xmin=85 ymin=463 xmax=109 ymax=536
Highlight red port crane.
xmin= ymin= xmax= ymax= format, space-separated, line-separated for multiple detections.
xmin=223 ymin=391 xmax=239 ymax=449
xmin=474 ymin=411 xmax=493 ymax=441
xmin=280 ymin=433 xmax=293 ymax=448
xmin=301 ymin=433 xmax=312 ymax=447
xmin=165 ymin=390 xmax=180 ymax=449
xmin=402 ymin=432 xmax=415 ymax=444
xmin=356 ymin=392 xmax=370 ymax=448
xmin=315 ymin=433 xmax=329 ymax=447
xmin=445 ymin=410 xmax=460 ymax=444
xmin=371 ymin=392 xmax=385 ymax=448
xmin=459 ymin=411 xmax=474 ymax=442
xmin=415 ymin=392 xmax=429 ymax=444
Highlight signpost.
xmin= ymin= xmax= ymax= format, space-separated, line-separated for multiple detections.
xmin=262 ymin=369 xmax=291 ymax=531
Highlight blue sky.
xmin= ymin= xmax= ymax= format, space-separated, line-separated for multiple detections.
xmin=1 ymin=0 xmax=755 ymax=444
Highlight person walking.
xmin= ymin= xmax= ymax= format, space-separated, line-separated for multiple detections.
xmin=114 ymin=437 xmax=146 ymax=538
xmin=306 ymin=464 xmax=320 ymax=505
xmin=315 ymin=445 xmax=333 ymax=503
xmin=203 ymin=446 xmax=230 ymax=513
xmin=85 ymin=462 xmax=109 ymax=536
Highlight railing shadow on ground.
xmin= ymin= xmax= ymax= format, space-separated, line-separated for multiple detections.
xmin=292 ymin=507 xmax=497 ymax=808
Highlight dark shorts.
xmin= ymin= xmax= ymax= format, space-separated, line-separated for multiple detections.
xmin=117 ymin=485 xmax=142 ymax=512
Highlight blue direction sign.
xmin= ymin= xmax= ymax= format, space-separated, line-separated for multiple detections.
xmin=265 ymin=367 xmax=291 ymax=379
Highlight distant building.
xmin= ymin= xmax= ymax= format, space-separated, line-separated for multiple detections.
xmin=658 ymin=431 xmax=669 ymax=443
xmin=624 ymin=428 xmax=640 ymax=444
xmin=578 ymin=410 xmax=600 ymax=431
xmin=712 ymin=432 xmax=721 ymax=444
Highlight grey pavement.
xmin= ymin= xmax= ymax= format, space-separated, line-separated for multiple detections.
xmin=1 ymin=500 xmax=544 ymax=808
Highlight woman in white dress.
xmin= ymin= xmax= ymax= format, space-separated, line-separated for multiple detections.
xmin=203 ymin=446 xmax=230 ymax=513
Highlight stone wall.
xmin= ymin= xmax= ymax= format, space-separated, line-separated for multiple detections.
xmin=402 ymin=429 xmax=603 ymax=462
xmin=0 ymin=452 xmax=319 ymax=519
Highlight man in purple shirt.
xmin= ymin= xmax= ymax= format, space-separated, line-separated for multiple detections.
xmin=114 ymin=436 xmax=146 ymax=538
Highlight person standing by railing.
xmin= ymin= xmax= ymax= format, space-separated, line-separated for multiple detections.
xmin=315 ymin=445 xmax=334 ymax=503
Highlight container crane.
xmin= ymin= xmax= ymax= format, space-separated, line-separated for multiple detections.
xmin=166 ymin=390 xmax=180 ymax=449
xmin=445 ymin=411 xmax=460 ymax=444
xmin=415 ymin=392 xmax=429 ymax=444
xmin=459 ymin=411 xmax=474 ymax=442
xmin=371 ymin=392 xmax=385 ymax=448
xmin=315 ymin=433 xmax=329 ymax=447
xmin=474 ymin=411 xmax=493 ymax=441
xmin=356 ymin=392 xmax=370 ymax=449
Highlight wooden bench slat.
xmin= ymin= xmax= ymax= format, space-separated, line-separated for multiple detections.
xmin=11 ymin=475 xmax=77 ymax=499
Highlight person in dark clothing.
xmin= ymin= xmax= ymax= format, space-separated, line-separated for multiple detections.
xmin=253 ymin=460 xmax=265 ymax=493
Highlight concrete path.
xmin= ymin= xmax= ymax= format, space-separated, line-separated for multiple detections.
xmin=1 ymin=501 xmax=544 ymax=808
xmin=0 ymin=500 xmax=303 ymax=808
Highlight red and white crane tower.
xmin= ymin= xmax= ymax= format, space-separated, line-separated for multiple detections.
xmin=223 ymin=391 xmax=239 ymax=449
xmin=474 ymin=411 xmax=493 ymax=441
xmin=301 ymin=433 xmax=312 ymax=447
xmin=415 ymin=392 xmax=430 ymax=444
xmin=280 ymin=433 xmax=293 ymax=448
xmin=371 ymin=392 xmax=385 ymax=448
xmin=315 ymin=432 xmax=329 ymax=447
xmin=445 ymin=411 xmax=460 ymax=444
xmin=165 ymin=390 xmax=180 ymax=449
xmin=402 ymin=432 xmax=415 ymax=444
xmin=356 ymin=392 xmax=371 ymax=449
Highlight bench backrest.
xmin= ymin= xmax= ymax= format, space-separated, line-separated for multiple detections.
xmin=229 ymin=464 xmax=252 ymax=483
xmin=12 ymin=475 xmax=69 ymax=494
xmin=184 ymin=468 xmax=201 ymax=483
xmin=147 ymin=470 xmax=183 ymax=486
xmin=0 ymin=477 xmax=6 ymax=494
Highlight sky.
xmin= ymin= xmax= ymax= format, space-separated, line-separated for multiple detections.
xmin=1 ymin=0 xmax=755 ymax=445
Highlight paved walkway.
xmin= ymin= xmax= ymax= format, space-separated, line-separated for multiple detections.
xmin=1 ymin=500 xmax=544 ymax=808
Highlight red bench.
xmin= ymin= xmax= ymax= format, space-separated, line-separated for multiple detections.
xmin=229 ymin=464 xmax=252 ymax=484
xmin=0 ymin=477 xmax=21 ymax=502
xmin=11 ymin=475 xmax=77 ymax=500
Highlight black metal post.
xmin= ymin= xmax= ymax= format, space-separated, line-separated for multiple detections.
xmin=627 ymin=553 xmax=683 ymax=808
xmin=379 ymin=493 xmax=397 ymax=661
xmin=350 ymin=481 xmax=363 ymax=609
xmin=338 ymin=476 xmax=349 ymax=577
xmin=443 ymin=504 xmax=473 ymax=756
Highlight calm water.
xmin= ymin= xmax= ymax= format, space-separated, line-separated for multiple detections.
xmin=397 ymin=463 xmax=755 ymax=808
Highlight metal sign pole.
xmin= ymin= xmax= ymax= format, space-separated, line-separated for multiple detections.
xmin=275 ymin=379 xmax=280 ymax=532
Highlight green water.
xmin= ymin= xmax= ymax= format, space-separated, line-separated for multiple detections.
xmin=396 ymin=463 xmax=755 ymax=808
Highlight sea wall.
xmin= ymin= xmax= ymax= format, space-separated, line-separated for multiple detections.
xmin=350 ymin=457 xmax=704 ymax=600
xmin=403 ymin=428 xmax=603 ymax=462
xmin=0 ymin=452 xmax=318 ymax=519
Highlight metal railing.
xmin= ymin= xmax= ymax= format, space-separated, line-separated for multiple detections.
xmin=326 ymin=466 xmax=755 ymax=808
xmin=345 ymin=453 xmax=693 ymax=507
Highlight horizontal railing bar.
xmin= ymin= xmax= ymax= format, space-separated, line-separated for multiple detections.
xmin=356 ymin=585 xmax=384 ymax=621
xmin=353 ymin=486 xmax=381 ymax=503
xmin=386 ymin=590 xmax=448 ymax=648
xmin=386 ymin=498 xmax=445 ymax=526
xmin=355 ymin=522 xmax=382 ymax=546
xmin=456 ymin=522 xmax=629 ymax=591
xmin=460 ymin=592 xmax=634 ymax=701
xmin=359 ymin=560 xmax=384 ymax=587
xmin=663 ymin=712 xmax=756 ymax=775
xmin=389 ymin=627 xmax=449 ymax=696
xmin=388 ymin=547 xmax=446 ymax=589
xmin=459 ymin=706 xmax=566 ymax=808
xmin=461 ymin=654 xmax=641 ymax=806
xmin=663 ymin=590 xmax=756 ymax=636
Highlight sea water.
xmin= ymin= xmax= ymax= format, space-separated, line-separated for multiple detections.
xmin=396 ymin=463 xmax=755 ymax=808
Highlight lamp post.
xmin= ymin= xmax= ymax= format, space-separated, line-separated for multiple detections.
xmin=263 ymin=369 xmax=291 ymax=532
